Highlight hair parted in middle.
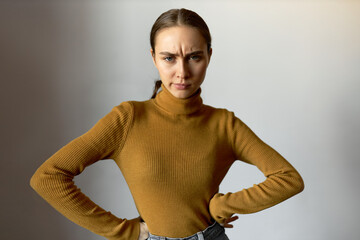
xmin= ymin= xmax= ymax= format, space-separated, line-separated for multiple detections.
xmin=150 ymin=8 xmax=212 ymax=99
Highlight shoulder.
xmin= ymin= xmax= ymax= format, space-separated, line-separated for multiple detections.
xmin=199 ymin=104 xmax=246 ymax=130
xmin=202 ymin=104 xmax=250 ymax=133
xmin=108 ymin=101 xmax=134 ymax=121
xmin=202 ymin=104 xmax=239 ymax=120
xmin=111 ymin=99 xmax=152 ymax=112
xmin=112 ymin=101 xmax=133 ymax=112
xmin=111 ymin=99 xmax=155 ymax=119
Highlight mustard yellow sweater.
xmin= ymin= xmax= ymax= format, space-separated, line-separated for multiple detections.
xmin=30 ymin=85 xmax=304 ymax=239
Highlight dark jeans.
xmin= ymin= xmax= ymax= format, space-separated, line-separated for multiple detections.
xmin=148 ymin=222 xmax=229 ymax=240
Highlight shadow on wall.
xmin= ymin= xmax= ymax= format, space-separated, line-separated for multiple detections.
xmin=0 ymin=3 xmax=128 ymax=240
xmin=0 ymin=3 xmax=75 ymax=240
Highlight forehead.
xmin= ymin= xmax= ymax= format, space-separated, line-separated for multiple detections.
xmin=154 ymin=26 xmax=207 ymax=52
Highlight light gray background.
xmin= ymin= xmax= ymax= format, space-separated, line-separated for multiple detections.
xmin=1 ymin=0 xmax=359 ymax=239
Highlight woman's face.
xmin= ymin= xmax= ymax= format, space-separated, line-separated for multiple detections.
xmin=151 ymin=26 xmax=212 ymax=99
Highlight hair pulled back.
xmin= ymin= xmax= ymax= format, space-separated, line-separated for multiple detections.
xmin=150 ymin=8 xmax=212 ymax=99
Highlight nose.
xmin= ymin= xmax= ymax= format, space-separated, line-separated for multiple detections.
xmin=176 ymin=59 xmax=189 ymax=80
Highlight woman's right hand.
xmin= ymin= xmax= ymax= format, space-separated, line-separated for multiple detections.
xmin=138 ymin=222 xmax=149 ymax=240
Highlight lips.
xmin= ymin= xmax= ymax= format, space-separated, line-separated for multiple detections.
xmin=173 ymin=83 xmax=190 ymax=90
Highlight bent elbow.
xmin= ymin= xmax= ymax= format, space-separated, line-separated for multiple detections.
xmin=30 ymin=169 xmax=44 ymax=194
xmin=291 ymin=171 xmax=305 ymax=195
xmin=30 ymin=167 xmax=54 ymax=196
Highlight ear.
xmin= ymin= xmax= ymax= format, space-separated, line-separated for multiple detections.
xmin=207 ymin=48 xmax=213 ymax=65
xmin=150 ymin=48 xmax=156 ymax=66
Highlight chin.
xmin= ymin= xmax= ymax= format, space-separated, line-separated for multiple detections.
xmin=173 ymin=93 xmax=187 ymax=99
xmin=171 ymin=90 xmax=191 ymax=99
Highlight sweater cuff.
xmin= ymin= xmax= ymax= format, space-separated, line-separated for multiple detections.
xmin=108 ymin=216 xmax=141 ymax=240
xmin=209 ymin=193 xmax=232 ymax=224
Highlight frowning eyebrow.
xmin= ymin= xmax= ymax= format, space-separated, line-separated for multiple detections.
xmin=158 ymin=50 xmax=204 ymax=57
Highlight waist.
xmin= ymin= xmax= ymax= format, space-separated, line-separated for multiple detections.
xmin=148 ymin=221 xmax=225 ymax=240
xmin=138 ymin=195 xmax=215 ymax=237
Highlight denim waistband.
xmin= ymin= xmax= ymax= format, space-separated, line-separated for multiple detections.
xmin=148 ymin=221 xmax=224 ymax=240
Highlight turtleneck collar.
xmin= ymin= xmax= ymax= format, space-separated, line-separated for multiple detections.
xmin=153 ymin=84 xmax=203 ymax=115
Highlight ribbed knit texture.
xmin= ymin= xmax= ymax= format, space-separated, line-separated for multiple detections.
xmin=30 ymin=84 xmax=304 ymax=239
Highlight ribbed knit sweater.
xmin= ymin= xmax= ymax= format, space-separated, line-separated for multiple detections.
xmin=30 ymin=85 xmax=304 ymax=240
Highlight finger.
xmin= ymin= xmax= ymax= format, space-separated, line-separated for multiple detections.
xmin=222 ymin=222 xmax=234 ymax=228
xmin=222 ymin=215 xmax=239 ymax=228
xmin=224 ymin=215 xmax=239 ymax=224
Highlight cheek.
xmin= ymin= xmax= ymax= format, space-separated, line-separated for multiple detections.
xmin=192 ymin=62 xmax=208 ymax=76
xmin=156 ymin=62 xmax=175 ymax=77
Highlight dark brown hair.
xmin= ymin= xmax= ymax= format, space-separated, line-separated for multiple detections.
xmin=150 ymin=8 xmax=212 ymax=99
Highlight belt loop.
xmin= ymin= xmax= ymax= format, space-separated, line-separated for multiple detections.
xmin=197 ymin=232 xmax=204 ymax=240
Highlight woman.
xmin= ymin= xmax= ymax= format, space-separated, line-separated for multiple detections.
xmin=30 ymin=8 xmax=304 ymax=240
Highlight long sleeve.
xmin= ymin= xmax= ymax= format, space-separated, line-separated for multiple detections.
xmin=30 ymin=102 xmax=141 ymax=240
xmin=209 ymin=112 xmax=304 ymax=223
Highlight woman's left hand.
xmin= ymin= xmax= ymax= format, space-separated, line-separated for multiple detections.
xmin=220 ymin=215 xmax=239 ymax=228
xmin=138 ymin=222 xmax=149 ymax=240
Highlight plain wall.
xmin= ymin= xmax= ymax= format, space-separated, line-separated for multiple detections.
xmin=1 ymin=0 xmax=359 ymax=239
